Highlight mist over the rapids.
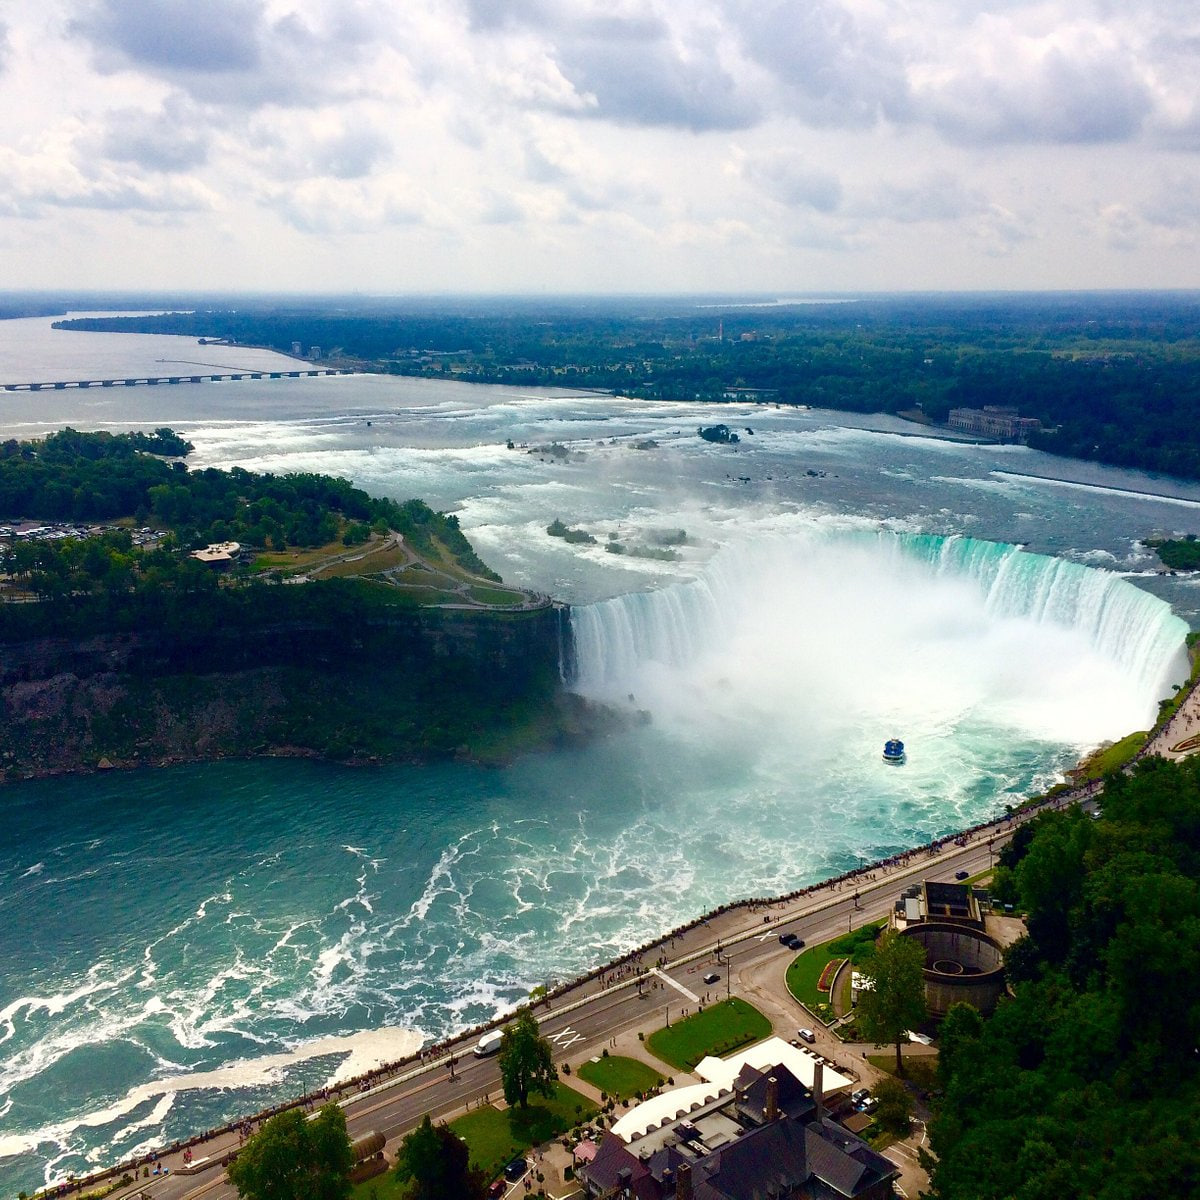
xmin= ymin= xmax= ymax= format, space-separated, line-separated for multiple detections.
xmin=571 ymin=528 xmax=1188 ymax=755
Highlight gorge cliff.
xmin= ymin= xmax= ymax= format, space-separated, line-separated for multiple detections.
xmin=0 ymin=603 xmax=590 ymax=780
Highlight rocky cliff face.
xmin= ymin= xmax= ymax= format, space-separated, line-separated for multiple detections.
xmin=0 ymin=605 xmax=584 ymax=780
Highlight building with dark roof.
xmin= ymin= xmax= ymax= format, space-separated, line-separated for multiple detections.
xmin=579 ymin=1062 xmax=897 ymax=1200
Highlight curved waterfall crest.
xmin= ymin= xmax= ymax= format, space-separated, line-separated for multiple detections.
xmin=568 ymin=530 xmax=1188 ymax=701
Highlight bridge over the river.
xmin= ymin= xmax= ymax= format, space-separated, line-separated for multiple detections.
xmin=1 ymin=368 xmax=354 ymax=391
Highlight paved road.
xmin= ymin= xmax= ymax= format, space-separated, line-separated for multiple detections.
xmin=133 ymin=830 xmax=1005 ymax=1200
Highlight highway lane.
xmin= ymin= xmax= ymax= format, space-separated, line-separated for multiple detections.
xmin=117 ymin=827 xmax=1010 ymax=1200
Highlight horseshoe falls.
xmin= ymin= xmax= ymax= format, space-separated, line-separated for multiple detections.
xmin=569 ymin=531 xmax=1188 ymax=753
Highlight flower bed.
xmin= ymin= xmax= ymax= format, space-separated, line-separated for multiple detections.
xmin=817 ymin=957 xmax=847 ymax=993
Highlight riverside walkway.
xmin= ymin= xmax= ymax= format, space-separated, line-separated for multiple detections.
xmin=54 ymin=784 xmax=1079 ymax=1200
xmin=44 ymin=664 xmax=1200 ymax=1200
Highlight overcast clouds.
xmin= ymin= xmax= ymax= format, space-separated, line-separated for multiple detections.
xmin=1 ymin=0 xmax=1198 ymax=292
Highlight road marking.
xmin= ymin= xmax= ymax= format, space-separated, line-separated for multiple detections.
xmin=547 ymin=1026 xmax=585 ymax=1051
xmin=652 ymin=967 xmax=699 ymax=1003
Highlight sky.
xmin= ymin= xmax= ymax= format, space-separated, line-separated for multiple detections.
xmin=1 ymin=0 xmax=1199 ymax=294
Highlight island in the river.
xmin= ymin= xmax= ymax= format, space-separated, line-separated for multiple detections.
xmin=0 ymin=428 xmax=596 ymax=780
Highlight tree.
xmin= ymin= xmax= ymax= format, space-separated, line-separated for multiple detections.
xmin=872 ymin=1075 xmax=913 ymax=1136
xmin=498 ymin=1007 xmax=557 ymax=1109
xmin=227 ymin=1104 xmax=352 ymax=1200
xmin=393 ymin=1114 xmax=485 ymax=1200
xmin=855 ymin=929 xmax=928 ymax=1075
xmin=937 ymin=1001 xmax=985 ymax=1089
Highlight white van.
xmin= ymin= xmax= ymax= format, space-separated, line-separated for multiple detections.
xmin=474 ymin=1030 xmax=503 ymax=1057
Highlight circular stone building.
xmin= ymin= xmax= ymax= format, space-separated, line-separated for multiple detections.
xmin=898 ymin=921 xmax=1006 ymax=1017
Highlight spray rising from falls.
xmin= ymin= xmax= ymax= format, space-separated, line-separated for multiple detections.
xmin=569 ymin=531 xmax=1188 ymax=749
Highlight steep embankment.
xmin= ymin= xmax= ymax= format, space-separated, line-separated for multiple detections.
xmin=0 ymin=604 xmax=594 ymax=779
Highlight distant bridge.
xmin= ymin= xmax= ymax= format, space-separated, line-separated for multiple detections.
xmin=1 ymin=368 xmax=355 ymax=391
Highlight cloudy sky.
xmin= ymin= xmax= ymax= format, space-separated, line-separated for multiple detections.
xmin=1 ymin=0 xmax=1199 ymax=293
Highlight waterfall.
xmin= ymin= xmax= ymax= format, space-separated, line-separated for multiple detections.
xmin=887 ymin=533 xmax=1188 ymax=691
xmin=568 ymin=531 xmax=1188 ymax=743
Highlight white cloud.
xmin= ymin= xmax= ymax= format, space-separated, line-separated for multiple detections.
xmin=911 ymin=18 xmax=1155 ymax=144
xmin=738 ymin=150 xmax=843 ymax=213
xmin=0 ymin=0 xmax=1196 ymax=289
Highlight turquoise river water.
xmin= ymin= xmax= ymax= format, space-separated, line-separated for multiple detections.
xmin=1 ymin=315 xmax=1199 ymax=1192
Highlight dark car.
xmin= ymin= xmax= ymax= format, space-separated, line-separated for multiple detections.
xmin=954 ymin=869 xmax=970 ymax=881
xmin=504 ymin=1159 xmax=527 ymax=1182
xmin=488 ymin=1182 xmax=506 ymax=1198
xmin=793 ymin=937 xmax=806 ymax=949
xmin=778 ymin=931 xmax=794 ymax=945
xmin=703 ymin=971 xmax=720 ymax=984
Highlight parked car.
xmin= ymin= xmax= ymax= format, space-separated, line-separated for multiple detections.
xmin=797 ymin=1027 xmax=816 ymax=1043
xmin=703 ymin=971 xmax=720 ymax=984
xmin=850 ymin=1088 xmax=870 ymax=1106
xmin=488 ymin=1181 xmax=506 ymax=1198
xmin=954 ymin=869 xmax=970 ymax=880
xmin=504 ymin=1158 xmax=528 ymax=1182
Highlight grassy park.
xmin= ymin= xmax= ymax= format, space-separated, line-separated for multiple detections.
xmin=646 ymin=998 xmax=771 ymax=1071
xmin=786 ymin=924 xmax=884 ymax=1020
xmin=448 ymin=1081 xmax=598 ymax=1180
xmin=577 ymin=1054 xmax=665 ymax=1101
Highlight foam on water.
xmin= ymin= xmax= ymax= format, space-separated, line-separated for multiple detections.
xmin=0 ymin=1028 xmax=420 ymax=1163
xmin=2 ymin=359 xmax=1200 ymax=1195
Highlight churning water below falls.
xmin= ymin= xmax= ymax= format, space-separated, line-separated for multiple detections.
xmin=0 ymin=351 xmax=1196 ymax=1192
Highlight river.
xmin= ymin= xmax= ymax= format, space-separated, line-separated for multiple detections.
xmin=1 ymin=314 xmax=1198 ymax=1192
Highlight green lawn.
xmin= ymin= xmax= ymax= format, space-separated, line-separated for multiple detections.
xmin=786 ymin=924 xmax=884 ymax=1014
xmin=645 ymin=998 xmax=772 ymax=1071
xmin=786 ymin=943 xmax=840 ymax=1009
xmin=351 ymin=1171 xmax=405 ymax=1200
xmin=449 ymin=1081 xmax=598 ymax=1180
xmin=576 ymin=1054 xmax=665 ymax=1100
xmin=867 ymin=1052 xmax=939 ymax=1091
xmin=1075 ymin=730 xmax=1149 ymax=779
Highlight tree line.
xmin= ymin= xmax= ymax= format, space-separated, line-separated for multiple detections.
xmin=930 ymin=755 xmax=1200 ymax=1199
xmin=0 ymin=428 xmax=495 ymax=578
xmin=58 ymin=293 xmax=1200 ymax=481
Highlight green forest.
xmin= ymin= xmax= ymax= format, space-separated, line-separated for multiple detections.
xmin=930 ymin=756 xmax=1200 ymax=1199
xmin=0 ymin=428 xmax=498 ymax=641
xmin=56 ymin=292 xmax=1200 ymax=481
